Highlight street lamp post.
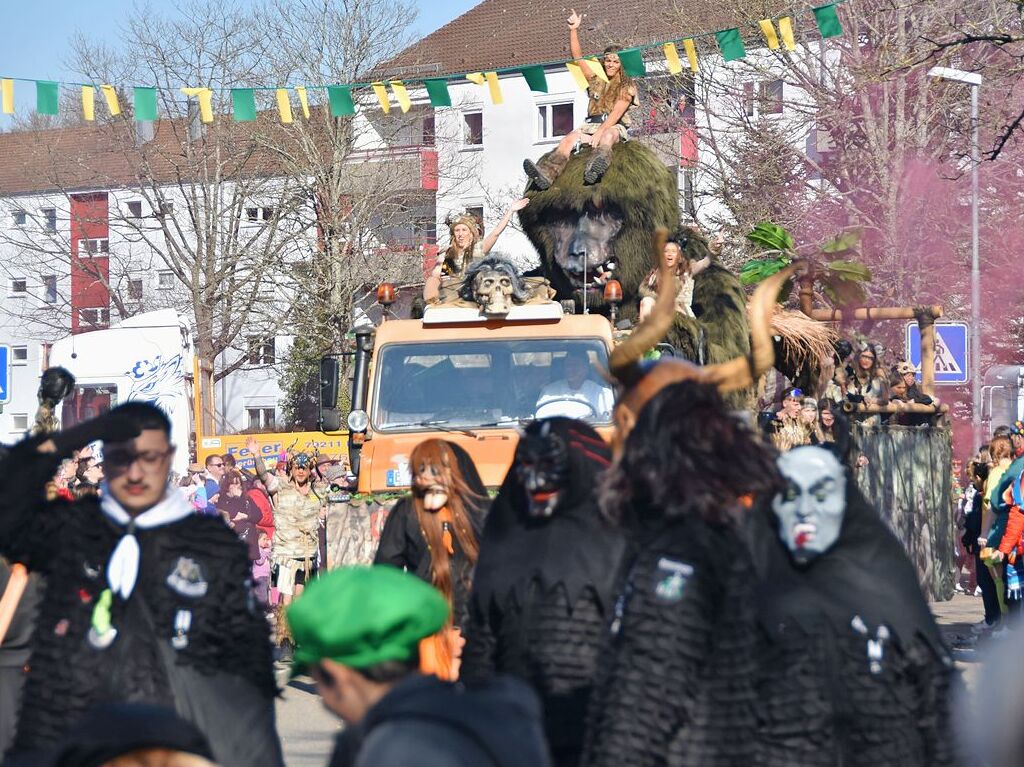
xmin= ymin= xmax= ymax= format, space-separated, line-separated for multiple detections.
xmin=929 ymin=66 xmax=983 ymax=448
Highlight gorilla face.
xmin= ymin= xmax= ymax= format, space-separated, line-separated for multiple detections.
xmin=549 ymin=205 xmax=624 ymax=288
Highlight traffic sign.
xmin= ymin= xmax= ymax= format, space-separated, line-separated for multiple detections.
xmin=0 ymin=345 xmax=9 ymax=404
xmin=905 ymin=322 xmax=969 ymax=385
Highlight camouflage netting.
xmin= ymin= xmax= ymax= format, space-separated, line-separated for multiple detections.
xmin=850 ymin=423 xmax=956 ymax=602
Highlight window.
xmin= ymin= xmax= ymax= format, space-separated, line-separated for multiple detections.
xmin=13 ymin=210 xmax=26 ymax=226
xmin=247 ymin=337 xmax=276 ymax=365
xmin=126 ymin=201 xmax=143 ymax=218
xmin=158 ymin=201 xmax=174 ymax=216
xmin=12 ymin=414 xmax=29 ymax=432
xmin=157 ymin=271 xmax=175 ymax=289
xmin=742 ymin=82 xmax=755 ymax=117
xmin=246 ymin=407 xmax=276 ymax=430
xmin=41 ymin=208 xmax=57 ymax=232
xmin=262 ymin=207 xmax=276 ymax=222
xmin=246 ymin=207 xmax=260 ymax=221
xmin=12 ymin=346 xmax=28 ymax=365
xmin=78 ymin=308 xmax=110 ymax=328
xmin=463 ymin=112 xmax=483 ymax=146
xmin=537 ymin=102 xmax=574 ymax=139
xmin=422 ymin=114 xmax=436 ymax=146
xmin=128 ymin=279 xmax=144 ymax=300
xmin=759 ymin=79 xmax=784 ymax=115
xmin=9 ymin=278 xmax=27 ymax=295
xmin=77 ymin=238 xmax=110 ymax=255
xmin=42 ymin=275 xmax=57 ymax=303
xmin=414 ymin=217 xmax=437 ymax=245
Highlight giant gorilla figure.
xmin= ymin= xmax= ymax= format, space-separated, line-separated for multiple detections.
xmin=519 ymin=142 xmax=749 ymax=370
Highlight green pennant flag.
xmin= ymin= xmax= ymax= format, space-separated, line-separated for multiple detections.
xmin=520 ymin=66 xmax=548 ymax=93
xmin=231 ymin=88 xmax=257 ymax=121
xmin=813 ymin=4 xmax=844 ymax=38
xmin=617 ymin=49 xmax=647 ymax=78
xmin=36 ymin=80 xmax=59 ymax=115
xmin=424 ymin=79 xmax=452 ymax=107
xmin=716 ymin=28 xmax=746 ymax=62
xmin=327 ymin=85 xmax=355 ymax=117
xmin=134 ymin=87 xmax=158 ymax=121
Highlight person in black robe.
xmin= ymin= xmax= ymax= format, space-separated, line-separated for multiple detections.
xmin=748 ymin=445 xmax=957 ymax=767
xmin=461 ymin=417 xmax=626 ymax=767
xmin=580 ymin=381 xmax=783 ymax=767
xmin=0 ymin=403 xmax=283 ymax=767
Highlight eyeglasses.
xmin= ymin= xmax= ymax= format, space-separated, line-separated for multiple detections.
xmin=106 ymin=448 xmax=174 ymax=468
xmin=209 ymin=462 xmax=224 ymax=468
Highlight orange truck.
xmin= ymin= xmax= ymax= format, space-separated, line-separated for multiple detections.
xmin=319 ymin=300 xmax=617 ymax=493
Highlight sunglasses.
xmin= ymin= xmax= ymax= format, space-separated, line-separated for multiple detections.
xmin=209 ymin=462 xmax=224 ymax=468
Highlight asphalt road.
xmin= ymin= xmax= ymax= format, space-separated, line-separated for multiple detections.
xmin=275 ymin=593 xmax=989 ymax=766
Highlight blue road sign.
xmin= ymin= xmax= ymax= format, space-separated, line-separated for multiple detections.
xmin=0 ymin=345 xmax=8 ymax=404
xmin=906 ymin=322 xmax=969 ymax=385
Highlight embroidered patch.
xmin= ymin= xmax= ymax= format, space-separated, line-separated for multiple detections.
xmin=653 ymin=557 xmax=694 ymax=603
xmin=166 ymin=557 xmax=209 ymax=598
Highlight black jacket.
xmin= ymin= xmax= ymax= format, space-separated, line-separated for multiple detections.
xmin=581 ymin=516 xmax=758 ymax=767
xmin=328 ymin=673 xmax=551 ymax=767
xmin=0 ymin=438 xmax=282 ymax=767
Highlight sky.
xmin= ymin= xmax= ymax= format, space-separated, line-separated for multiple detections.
xmin=0 ymin=0 xmax=478 ymax=126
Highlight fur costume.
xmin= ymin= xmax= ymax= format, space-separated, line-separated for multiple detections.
xmin=461 ymin=418 xmax=626 ymax=767
xmin=0 ymin=436 xmax=281 ymax=767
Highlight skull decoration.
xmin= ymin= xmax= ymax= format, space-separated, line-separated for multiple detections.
xmin=772 ymin=446 xmax=847 ymax=564
xmin=472 ymin=269 xmax=516 ymax=315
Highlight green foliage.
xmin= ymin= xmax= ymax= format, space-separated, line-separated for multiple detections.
xmin=746 ymin=222 xmax=795 ymax=254
xmin=739 ymin=255 xmax=792 ymax=285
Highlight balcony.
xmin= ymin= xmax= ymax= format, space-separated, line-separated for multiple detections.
xmin=344 ymin=146 xmax=438 ymax=191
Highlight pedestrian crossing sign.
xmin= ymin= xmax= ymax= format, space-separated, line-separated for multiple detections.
xmin=905 ymin=322 xmax=969 ymax=385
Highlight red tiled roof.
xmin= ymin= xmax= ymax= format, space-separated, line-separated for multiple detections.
xmin=388 ymin=0 xmax=784 ymax=79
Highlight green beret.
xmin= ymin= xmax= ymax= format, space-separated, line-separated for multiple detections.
xmin=286 ymin=565 xmax=449 ymax=675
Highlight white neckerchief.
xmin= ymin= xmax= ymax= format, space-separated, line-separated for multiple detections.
xmin=100 ymin=482 xmax=193 ymax=599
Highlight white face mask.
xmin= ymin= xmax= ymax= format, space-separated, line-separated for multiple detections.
xmin=422 ymin=488 xmax=449 ymax=511
xmin=773 ymin=447 xmax=846 ymax=564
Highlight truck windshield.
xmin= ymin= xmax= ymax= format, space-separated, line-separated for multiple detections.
xmin=373 ymin=338 xmax=614 ymax=429
xmin=62 ymin=384 xmax=118 ymax=427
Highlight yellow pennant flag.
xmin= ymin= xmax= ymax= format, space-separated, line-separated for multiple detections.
xmin=583 ymin=57 xmax=608 ymax=82
xmin=390 ymin=81 xmax=412 ymax=113
xmin=565 ymin=62 xmax=589 ymax=90
xmin=663 ymin=43 xmax=683 ymax=75
xmin=465 ymin=72 xmax=485 ymax=85
xmin=371 ymin=82 xmax=390 ymax=113
xmin=181 ymin=87 xmax=214 ymax=123
xmin=759 ymin=20 xmax=781 ymax=50
xmin=81 ymin=86 xmax=96 ymax=121
xmin=778 ymin=17 xmax=797 ymax=51
xmin=683 ymin=39 xmax=699 ymax=72
xmin=274 ymin=88 xmax=293 ymax=123
xmin=484 ymin=71 xmax=503 ymax=105
xmin=100 ymin=84 xmax=120 ymax=116
xmin=1 ymin=79 xmax=14 ymax=114
xmin=295 ymin=86 xmax=310 ymax=119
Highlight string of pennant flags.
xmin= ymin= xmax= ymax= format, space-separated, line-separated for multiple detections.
xmin=0 ymin=3 xmax=844 ymax=125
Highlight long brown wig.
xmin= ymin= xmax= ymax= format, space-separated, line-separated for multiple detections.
xmin=409 ymin=439 xmax=483 ymax=609
xmin=591 ymin=45 xmax=636 ymax=117
xmin=441 ymin=213 xmax=482 ymax=276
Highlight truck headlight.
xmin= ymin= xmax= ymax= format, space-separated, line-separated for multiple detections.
xmin=347 ymin=409 xmax=369 ymax=432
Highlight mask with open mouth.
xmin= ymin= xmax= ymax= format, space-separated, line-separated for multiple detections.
xmin=413 ymin=483 xmax=449 ymax=511
xmin=515 ymin=421 xmax=570 ymax=518
xmin=772 ymin=446 xmax=846 ymax=564
xmin=549 ymin=205 xmax=623 ymax=290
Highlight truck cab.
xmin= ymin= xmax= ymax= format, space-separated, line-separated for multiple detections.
xmin=324 ymin=302 xmax=616 ymax=493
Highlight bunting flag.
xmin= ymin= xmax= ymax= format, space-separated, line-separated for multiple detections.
xmin=390 ymin=81 xmax=412 ymax=113
xmin=465 ymin=72 xmax=485 ymax=85
xmin=327 ymin=85 xmax=355 ymax=116
xmin=520 ymin=66 xmax=548 ymax=93
xmin=181 ymin=87 xmax=214 ymax=123
xmin=565 ymin=62 xmax=589 ymax=90
xmin=296 ymin=86 xmax=311 ymax=119
xmin=759 ymin=19 xmax=781 ymax=49
xmin=813 ymin=4 xmax=844 ymax=38
xmin=371 ymin=82 xmax=390 ymax=113
xmin=81 ymin=86 xmax=96 ymax=121
xmin=36 ymin=80 xmax=59 ymax=115
xmin=683 ymin=39 xmax=699 ymax=72
xmin=663 ymin=43 xmax=683 ymax=75
xmin=617 ymin=48 xmax=647 ymax=77
xmin=275 ymin=88 xmax=293 ymax=123
xmin=100 ymin=85 xmax=121 ymax=116
xmin=716 ymin=28 xmax=747 ymax=62
xmin=424 ymin=78 xmax=452 ymax=107
xmin=232 ymin=88 xmax=257 ymax=121
xmin=484 ymin=71 xmax=503 ymax=104
xmin=1 ymin=79 xmax=13 ymax=114
xmin=134 ymin=87 xmax=157 ymax=121
xmin=778 ymin=17 xmax=797 ymax=50
xmin=583 ymin=57 xmax=609 ymax=82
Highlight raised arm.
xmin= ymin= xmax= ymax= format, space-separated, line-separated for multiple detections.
xmin=480 ymin=198 xmax=530 ymax=255
xmin=568 ymin=9 xmax=599 ymax=85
